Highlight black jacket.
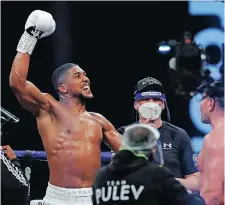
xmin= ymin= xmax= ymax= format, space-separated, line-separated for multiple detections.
xmin=92 ymin=150 xmax=205 ymax=205
xmin=1 ymin=152 xmax=29 ymax=205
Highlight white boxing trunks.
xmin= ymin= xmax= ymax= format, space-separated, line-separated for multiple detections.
xmin=43 ymin=183 xmax=93 ymax=205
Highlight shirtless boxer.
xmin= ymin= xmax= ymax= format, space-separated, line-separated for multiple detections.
xmin=9 ymin=10 xmax=121 ymax=205
xmin=197 ymin=81 xmax=224 ymax=205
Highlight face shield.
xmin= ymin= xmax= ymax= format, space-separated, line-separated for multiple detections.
xmin=122 ymin=124 xmax=164 ymax=166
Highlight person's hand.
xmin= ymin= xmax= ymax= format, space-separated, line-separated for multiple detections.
xmin=1 ymin=145 xmax=17 ymax=160
xmin=17 ymin=10 xmax=56 ymax=55
xmin=24 ymin=10 xmax=56 ymax=39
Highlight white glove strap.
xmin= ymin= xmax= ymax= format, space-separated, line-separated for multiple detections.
xmin=16 ymin=31 xmax=38 ymax=55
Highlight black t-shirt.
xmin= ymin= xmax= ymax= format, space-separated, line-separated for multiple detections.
xmin=117 ymin=121 xmax=198 ymax=178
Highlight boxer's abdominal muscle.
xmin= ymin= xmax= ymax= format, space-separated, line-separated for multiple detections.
xmin=37 ymin=109 xmax=103 ymax=188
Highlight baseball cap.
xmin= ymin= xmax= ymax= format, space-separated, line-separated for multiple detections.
xmin=134 ymin=77 xmax=165 ymax=94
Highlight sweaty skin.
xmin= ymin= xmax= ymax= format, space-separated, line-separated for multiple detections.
xmin=9 ymin=53 xmax=121 ymax=188
xmin=197 ymin=122 xmax=224 ymax=205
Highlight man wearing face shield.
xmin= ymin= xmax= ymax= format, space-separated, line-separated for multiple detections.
xmin=117 ymin=77 xmax=200 ymax=192
xmin=92 ymin=124 xmax=205 ymax=205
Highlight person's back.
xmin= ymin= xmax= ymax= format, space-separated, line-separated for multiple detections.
xmin=93 ymin=150 xmax=203 ymax=205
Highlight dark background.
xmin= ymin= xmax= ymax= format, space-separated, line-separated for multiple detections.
xmin=1 ymin=1 xmax=223 ymax=200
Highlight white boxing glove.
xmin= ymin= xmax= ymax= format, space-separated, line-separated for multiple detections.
xmin=17 ymin=10 xmax=56 ymax=55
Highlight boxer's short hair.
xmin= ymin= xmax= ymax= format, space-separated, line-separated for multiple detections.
xmin=197 ymin=80 xmax=224 ymax=108
xmin=52 ymin=63 xmax=78 ymax=91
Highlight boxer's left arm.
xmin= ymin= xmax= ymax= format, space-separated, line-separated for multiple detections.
xmin=91 ymin=113 xmax=122 ymax=152
xmin=175 ymin=130 xmax=200 ymax=191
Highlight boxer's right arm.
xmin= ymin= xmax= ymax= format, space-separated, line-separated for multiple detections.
xmin=9 ymin=10 xmax=56 ymax=116
xmin=10 ymin=53 xmax=50 ymax=115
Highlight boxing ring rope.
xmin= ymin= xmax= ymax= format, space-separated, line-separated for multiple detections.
xmin=13 ymin=150 xmax=112 ymax=204
xmin=14 ymin=150 xmax=112 ymax=162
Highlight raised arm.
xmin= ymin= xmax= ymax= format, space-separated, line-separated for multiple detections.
xmin=9 ymin=10 xmax=56 ymax=116
xmin=91 ymin=113 xmax=122 ymax=152
xmin=10 ymin=53 xmax=50 ymax=115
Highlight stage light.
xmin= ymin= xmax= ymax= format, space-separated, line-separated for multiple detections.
xmin=158 ymin=42 xmax=171 ymax=54
xmin=201 ymin=53 xmax=206 ymax=60
xmin=168 ymin=57 xmax=176 ymax=70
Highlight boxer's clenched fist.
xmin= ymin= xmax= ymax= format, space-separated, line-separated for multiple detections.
xmin=25 ymin=10 xmax=56 ymax=39
xmin=17 ymin=10 xmax=56 ymax=55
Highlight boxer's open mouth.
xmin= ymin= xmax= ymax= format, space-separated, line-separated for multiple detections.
xmin=81 ymin=81 xmax=90 ymax=90
xmin=81 ymin=85 xmax=90 ymax=91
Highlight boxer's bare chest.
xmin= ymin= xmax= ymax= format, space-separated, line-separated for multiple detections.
xmin=58 ymin=108 xmax=103 ymax=141
xmin=38 ymin=105 xmax=103 ymax=147
xmin=61 ymin=114 xmax=102 ymax=141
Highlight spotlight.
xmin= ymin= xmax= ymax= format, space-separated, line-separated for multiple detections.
xmin=169 ymin=57 xmax=176 ymax=70
xmin=158 ymin=42 xmax=171 ymax=54
xmin=201 ymin=54 xmax=206 ymax=60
